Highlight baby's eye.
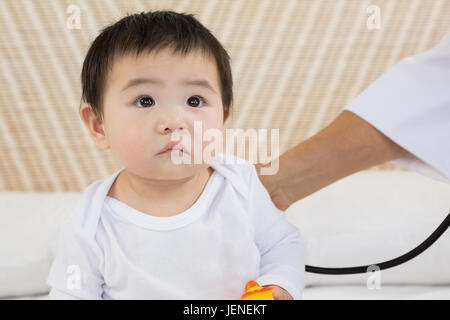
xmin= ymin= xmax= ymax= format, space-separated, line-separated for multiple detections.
xmin=187 ymin=95 xmax=206 ymax=108
xmin=134 ymin=95 xmax=155 ymax=108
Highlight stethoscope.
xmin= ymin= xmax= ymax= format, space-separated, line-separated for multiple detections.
xmin=305 ymin=212 xmax=450 ymax=274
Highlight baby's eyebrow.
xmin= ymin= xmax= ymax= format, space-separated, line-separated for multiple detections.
xmin=121 ymin=77 xmax=217 ymax=94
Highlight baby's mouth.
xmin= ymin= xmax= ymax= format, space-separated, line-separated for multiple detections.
xmin=157 ymin=148 xmax=184 ymax=155
xmin=156 ymin=141 xmax=188 ymax=155
xmin=157 ymin=141 xmax=183 ymax=155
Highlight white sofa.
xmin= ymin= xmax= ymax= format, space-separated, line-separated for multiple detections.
xmin=1 ymin=170 xmax=450 ymax=300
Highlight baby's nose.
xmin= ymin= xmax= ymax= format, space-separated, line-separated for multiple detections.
xmin=157 ymin=116 xmax=186 ymax=134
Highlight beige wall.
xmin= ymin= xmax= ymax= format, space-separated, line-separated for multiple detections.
xmin=1 ymin=0 xmax=449 ymax=191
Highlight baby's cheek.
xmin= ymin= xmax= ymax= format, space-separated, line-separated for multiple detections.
xmin=110 ymin=129 xmax=149 ymax=168
xmin=200 ymin=122 xmax=224 ymax=163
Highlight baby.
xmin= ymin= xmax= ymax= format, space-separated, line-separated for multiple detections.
xmin=46 ymin=10 xmax=306 ymax=300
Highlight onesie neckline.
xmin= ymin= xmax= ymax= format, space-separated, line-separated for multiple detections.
xmin=104 ymin=168 xmax=220 ymax=231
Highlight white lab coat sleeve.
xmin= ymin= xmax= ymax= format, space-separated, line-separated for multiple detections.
xmin=246 ymin=165 xmax=307 ymax=300
xmin=343 ymin=34 xmax=450 ymax=183
xmin=45 ymin=216 xmax=105 ymax=300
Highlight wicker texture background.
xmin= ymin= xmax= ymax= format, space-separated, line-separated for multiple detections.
xmin=1 ymin=0 xmax=449 ymax=191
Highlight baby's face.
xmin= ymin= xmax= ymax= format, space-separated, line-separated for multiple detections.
xmin=101 ymin=48 xmax=224 ymax=180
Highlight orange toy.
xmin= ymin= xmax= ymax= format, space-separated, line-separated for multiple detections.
xmin=240 ymin=280 xmax=274 ymax=300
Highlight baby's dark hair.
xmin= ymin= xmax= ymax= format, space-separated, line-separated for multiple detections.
xmin=81 ymin=10 xmax=233 ymax=122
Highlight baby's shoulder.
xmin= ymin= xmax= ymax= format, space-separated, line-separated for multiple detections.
xmin=63 ymin=178 xmax=108 ymax=240
xmin=211 ymin=153 xmax=259 ymax=200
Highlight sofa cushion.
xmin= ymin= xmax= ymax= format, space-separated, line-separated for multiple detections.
xmin=286 ymin=170 xmax=450 ymax=286
xmin=0 ymin=192 xmax=80 ymax=298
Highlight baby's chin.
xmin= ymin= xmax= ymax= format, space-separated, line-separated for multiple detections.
xmin=141 ymin=161 xmax=209 ymax=181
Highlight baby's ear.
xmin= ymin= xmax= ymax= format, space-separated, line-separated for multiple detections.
xmin=79 ymin=103 xmax=110 ymax=150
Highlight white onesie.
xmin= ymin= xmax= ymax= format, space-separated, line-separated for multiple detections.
xmin=46 ymin=153 xmax=306 ymax=300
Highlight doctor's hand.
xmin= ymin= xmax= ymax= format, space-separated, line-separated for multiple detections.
xmin=254 ymin=168 xmax=291 ymax=212
xmin=256 ymin=110 xmax=408 ymax=211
